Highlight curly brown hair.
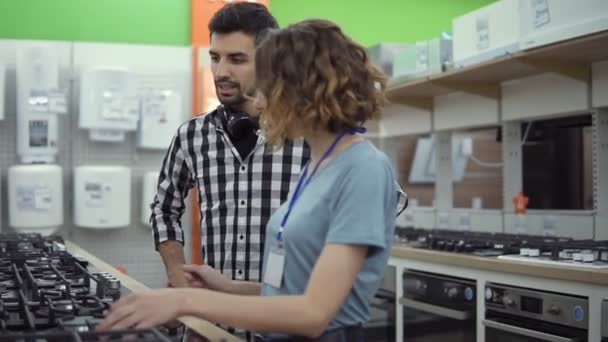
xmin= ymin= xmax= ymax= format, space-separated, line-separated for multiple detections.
xmin=255 ymin=19 xmax=387 ymax=145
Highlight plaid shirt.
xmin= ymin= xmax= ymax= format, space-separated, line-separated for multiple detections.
xmin=151 ymin=108 xmax=309 ymax=282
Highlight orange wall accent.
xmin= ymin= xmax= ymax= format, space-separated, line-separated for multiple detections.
xmin=189 ymin=0 xmax=268 ymax=264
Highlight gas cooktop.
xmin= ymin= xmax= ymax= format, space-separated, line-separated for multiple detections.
xmin=0 ymin=233 xmax=179 ymax=342
xmin=395 ymin=227 xmax=608 ymax=269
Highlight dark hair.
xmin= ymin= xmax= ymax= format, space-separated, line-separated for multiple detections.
xmin=255 ymin=19 xmax=387 ymax=145
xmin=208 ymin=2 xmax=278 ymax=44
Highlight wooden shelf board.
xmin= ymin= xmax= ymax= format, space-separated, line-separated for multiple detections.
xmin=386 ymin=30 xmax=608 ymax=100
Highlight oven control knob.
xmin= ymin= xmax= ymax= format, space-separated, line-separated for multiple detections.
xmin=415 ymin=280 xmax=427 ymax=292
xmin=547 ymin=305 xmax=561 ymax=316
xmin=502 ymin=296 xmax=515 ymax=307
xmin=464 ymin=287 xmax=474 ymax=302
xmin=485 ymin=287 xmax=494 ymax=301
xmin=573 ymin=306 xmax=584 ymax=321
xmin=446 ymin=287 xmax=459 ymax=299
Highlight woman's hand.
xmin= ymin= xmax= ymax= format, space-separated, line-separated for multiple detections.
xmin=182 ymin=264 xmax=232 ymax=292
xmin=96 ymin=289 xmax=185 ymax=331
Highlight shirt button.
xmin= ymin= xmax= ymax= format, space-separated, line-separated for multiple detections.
xmin=241 ymin=166 xmax=247 ymax=172
xmin=238 ymin=270 xmax=243 ymax=275
xmin=241 ymin=200 xmax=246 ymax=206
xmin=239 ymin=235 xmax=244 ymax=240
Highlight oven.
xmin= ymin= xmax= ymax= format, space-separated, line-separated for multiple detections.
xmin=364 ymin=265 xmax=396 ymax=342
xmin=400 ymin=270 xmax=476 ymax=342
xmin=484 ymin=283 xmax=588 ymax=342
xmin=602 ymin=300 xmax=607 ymax=342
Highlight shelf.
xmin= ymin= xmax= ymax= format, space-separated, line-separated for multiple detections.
xmin=387 ymin=30 xmax=608 ymax=107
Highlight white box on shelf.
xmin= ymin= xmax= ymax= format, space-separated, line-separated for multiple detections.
xmin=16 ymin=43 xmax=60 ymax=163
xmin=16 ymin=113 xmax=58 ymax=164
xmin=8 ymin=164 xmax=63 ymax=236
xmin=452 ymin=0 xmax=521 ymax=68
xmin=393 ymin=33 xmax=453 ymax=79
xmin=79 ymin=66 xmax=140 ymax=141
xmin=74 ymin=165 xmax=132 ymax=229
xmin=519 ymin=0 xmax=608 ymax=50
xmin=138 ymin=88 xmax=182 ymax=149
xmin=367 ymin=43 xmax=411 ymax=77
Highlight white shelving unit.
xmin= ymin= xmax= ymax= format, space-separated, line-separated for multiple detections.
xmin=383 ymin=31 xmax=608 ymax=240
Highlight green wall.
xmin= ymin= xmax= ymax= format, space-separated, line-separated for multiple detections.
xmin=0 ymin=0 xmax=190 ymax=46
xmin=270 ymin=0 xmax=495 ymax=47
xmin=0 ymin=0 xmax=494 ymax=46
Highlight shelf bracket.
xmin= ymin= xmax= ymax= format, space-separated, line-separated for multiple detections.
xmin=388 ymin=95 xmax=434 ymax=112
xmin=517 ymin=57 xmax=590 ymax=82
xmin=431 ymin=80 xmax=501 ymax=100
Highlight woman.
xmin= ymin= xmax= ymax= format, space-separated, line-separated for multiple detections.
xmin=97 ymin=19 xmax=405 ymax=341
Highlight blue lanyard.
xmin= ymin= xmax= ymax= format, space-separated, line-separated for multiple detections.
xmin=276 ymin=126 xmax=366 ymax=242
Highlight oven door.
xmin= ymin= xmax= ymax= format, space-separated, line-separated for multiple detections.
xmin=400 ymin=297 xmax=476 ymax=342
xmin=484 ymin=313 xmax=587 ymax=342
xmin=363 ymin=265 xmax=396 ymax=342
xmin=603 ymin=300 xmax=608 ymax=342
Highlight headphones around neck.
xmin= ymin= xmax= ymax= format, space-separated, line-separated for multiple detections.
xmin=219 ymin=105 xmax=258 ymax=141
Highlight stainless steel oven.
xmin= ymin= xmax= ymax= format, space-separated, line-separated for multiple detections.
xmin=400 ymin=270 xmax=476 ymax=342
xmin=364 ymin=265 xmax=396 ymax=342
xmin=484 ymin=283 xmax=588 ymax=342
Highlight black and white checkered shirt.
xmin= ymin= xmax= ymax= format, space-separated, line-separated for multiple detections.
xmin=151 ymin=108 xmax=309 ymax=282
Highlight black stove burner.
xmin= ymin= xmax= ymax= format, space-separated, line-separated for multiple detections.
xmin=0 ymin=234 xmax=179 ymax=341
xmin=395 ymin=227 xmax=608 ymax=260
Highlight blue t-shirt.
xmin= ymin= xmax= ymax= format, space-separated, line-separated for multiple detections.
xmin=261 ymin=140 xmax=399 ymax=331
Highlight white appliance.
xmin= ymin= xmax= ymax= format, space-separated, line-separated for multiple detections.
xmin=79 ymin=67 xmax=140 ymax=142
xmin=367 ymin=43 xmax=411 ymax=77
xmin=8 ymin=164 xmax=63 ymax=235
xmin=519 ymin=0 xmax=608 ymax=50
xmin=141 ymin=171 xmax=159 ymax=227
xmin=408 ymin=135 xmax=470 ymax=183
xmin=74 ymin=166 xmax=131 ymax=229
xmin=16 ymin=44 xmax=61 ymax=163
xmin=138 ymin=88 xmax=182 ymax=149
xmin=452 ymin=0 xmax=521 ymax=68
xmin=16 ymin=113 xmax=59 ymax=164
xmin=393 ymin=33 xmax=453 ymax=79
xmin=0 ymin=63 xmax=5 ymax=121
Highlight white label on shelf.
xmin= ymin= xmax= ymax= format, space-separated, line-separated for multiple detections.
xmin=84 ymin=182 xmax=105 ymax=208
xmin=124 ymin=97 xmax=141 ymax=122
xmin=543 ymin=215 xmax=557 ymax=237
xmin=34 ymin=187 xmax=52 ymax=210
xmin=533 ymin=0 xmax=550 ymax=29
xmin=476 ymin=15 xmax=490 ymax=51
xmin=16 ymin=186 xmax=35 ymax=211
xmin=515 ymin=214 xmax=527 ymax=234
xmin=101 ymin=91 xmax=125 ymax=120
xmin=17 ymin=186 xmax=52 ymax=211
xmin=438 ymin=211 xmax=450 ymax=229
xmin=416 ymin=43 xmax=429 ymax=71
xmin=48 ymin=89 xmax=68 ymax=114
xmin=459 ymin=212 xmax=471 ymax=230
xmin=28 ymin=88 xmax=50 ymax=113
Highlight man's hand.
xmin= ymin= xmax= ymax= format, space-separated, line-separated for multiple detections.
xmin=158 ymin=240 xmax=188 ymax=288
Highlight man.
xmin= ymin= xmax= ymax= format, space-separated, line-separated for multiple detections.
xmin=151 ymin=2 xmax=308 ymax=296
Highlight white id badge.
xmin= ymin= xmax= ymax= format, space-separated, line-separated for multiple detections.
xmin=263 ymin=246 xmax=285 ymax=288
